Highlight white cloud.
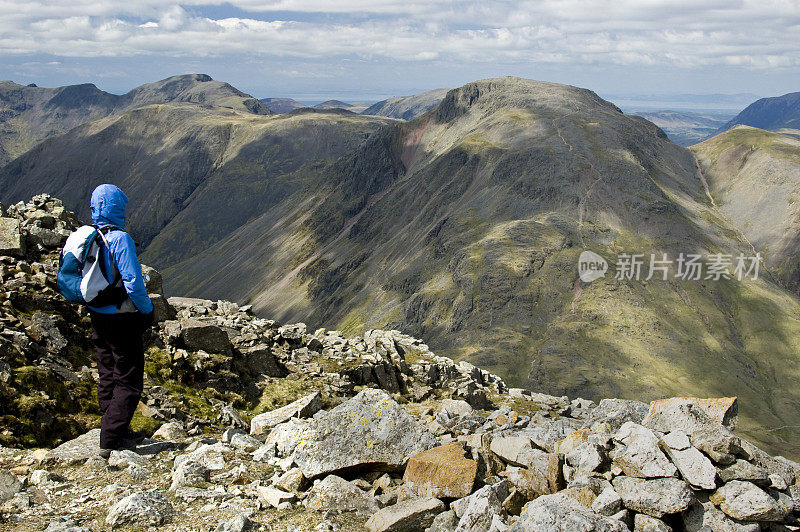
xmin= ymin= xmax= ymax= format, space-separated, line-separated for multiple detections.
xmin=0 ymin=0 xmax=797 ymax=69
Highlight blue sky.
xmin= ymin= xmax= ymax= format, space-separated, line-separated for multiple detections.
xmin=1 ymin=1 xmax=798 ymax=104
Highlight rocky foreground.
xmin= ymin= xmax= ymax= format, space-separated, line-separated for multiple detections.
xmin=1 ymin=196 xmax=800 ymax=531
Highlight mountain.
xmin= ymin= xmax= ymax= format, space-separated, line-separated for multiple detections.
xmin=633 ymin=110 xmax=732 ymax=146
xmin=0 ymin=104 xmax=395 ymax=261
xmin=362 ymin=88 xmax=450 ymax=120
xmin=692 ymin=125 xmax=800 ymax=292
xmin=0 ymin=74 xmax=269 ymax=166
xmin=163 ymin=76 xmax=800 ymax=457
xmin=313 ymin=100 xmax=371 ymax=113
xmin=260 ymin=97 xmax=308 ymax=113
xmin=716 ymin=91 xmax=800 ymax=134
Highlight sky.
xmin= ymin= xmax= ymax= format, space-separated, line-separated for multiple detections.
xmin=1 ymin=1 xmax=798 ymax=104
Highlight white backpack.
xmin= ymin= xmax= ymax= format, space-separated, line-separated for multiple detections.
xmin=57 ymin=225 xmax=126 ymax=307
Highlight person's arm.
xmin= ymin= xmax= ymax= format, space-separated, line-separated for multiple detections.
xmin=109 ymin=232 xmax=154 ymax=314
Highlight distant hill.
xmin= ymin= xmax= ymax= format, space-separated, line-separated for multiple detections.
xmin=633 ymin=110 xmax=732 ymax=146
xmin=313 ymin=100 xmax=371 ymax=113
xmin=715 ymin=91 xmax=800 ymax=134
xmin=260 ymin=97 xmax=308 ymax=114
xmin=362 ymin=88 xmax=450 ymax=120
xmin=692 ymin=125 xmax=800 ymax=292
xmin=0 ymin=74 xmax=269 ymax=166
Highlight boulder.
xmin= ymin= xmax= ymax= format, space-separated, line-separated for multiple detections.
xmin=140 ymin=264 xmax=164 ymax=295
xmin=644 ymin=397 xmax=738 ymax=428
xmin=453 ymin=483 xmax=506 ymax=532
xmin=403 ymin=442 xmax=478 ymax=499
xmin=566 ymin=441 xmax=607 ymax=473
xmin=43 ymin=520 xmax=92 ymax=532
xmin=44 ymin=429 xmax=101 ymax=464
xmin=682 ymin=495 xmax=761 ymax=532
xmin=505 ymin=450 xmax=564 ymax=498
xmin=591 ymin=486 xmax=623 ymax=516
xmin=240 ymin=344 xmax=286 ymax=377
xmin=365 ymin=497 xmax=445 ymax=532
xmin=510 ymin=492 xmax=629 ymax=531
xmin=717 ymin=460 xmax=770 ymax=484
xmin=170 ymin=459 xmax=208 ymax=491
xmin=150 ymin=294 xmax=177 ymax=323
xmin=250 ymin=391 xmax=322 ymax=435
xmin=0 ymin=217 xmax=25 ymax=257
xmin=0 ymin=468 xmax=22 ymax=503
xmin=179 ymin=319 xmax=232 ymax=354
xmin=105 ymin=490 xmax=174 ymax=527
xmin=520 ymin=417 xmax=583 ymax=452
xmin=634 ymin=514 xmax=671 ymax=532
xmin=490 ymin=436 xmax=534 ymax=466
xmin=275 ymin=467 xmax=307 ymax=492
xmin=215 ymin=515 xmax=257 ymax=532
xmin=658 ymin=430 xmax=717 ymax=490
xmin=152 ymin=421 xmax=187 ymax=441
xmin=709 ymin=480 xmax=790 ymax=522
xmin=582 ymin=398 xmax=649 ymax=433
xmin=293 ymin=389 xmax=437 ymax=479
xmin=441 ymin=398 xmax=474 ymax=418
xmin=257 ymin=485 xmax=296 ymax=508
xmin=612 ymin=422 xmax=676 ymax=479
xmin=305 ymin=474 xmax=379 ymax=515
xmin=612 ymin=476 xmax=694 ymax=518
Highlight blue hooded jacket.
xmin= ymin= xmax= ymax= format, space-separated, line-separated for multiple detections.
xmin=88 ymin=184 xmax=154 ymax=315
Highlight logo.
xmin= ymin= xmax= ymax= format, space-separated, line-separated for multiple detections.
xmin=578 ymin=250 xmax=608 ymax=283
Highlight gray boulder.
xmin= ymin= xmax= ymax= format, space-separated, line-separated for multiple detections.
xmin=659 ymin=430 xmax=717 ymax=489
xmin=170 ymin=459 xmax=209 ymax=491
xmin=250 ymin=391 xmax=322 ymax=435
xmin=453 ymin=483 xmax=507 ymax=532
xmin=633 ymin=514 xmax=671 ymax=532
xmin=709 ymin=480 xmax=790 ymax=522
xmin=612 ymin=476 xmax=694 ymax=518
xmin=0 ymin=468 xmax=22 ymax=503
xmin=179 ymin=318 xmax=232 ymax=354
xmin=365 ymin=497 xmax=445 ymax=532
xmin=240 ymin=344 xmax=286 ymax=377
xmin=612 ymin=422 xmax=676 ymax=479
xmin=44 ymin=429 xmax=101 ymax=464
xmin=583 ymin=398 xmax=649 ymax=433
xmin=0 ymin=217 xmax=25 ymax=257
xmin=305 ymin=474 xmax=379 ymax=515
xmin=215 ymin=515 xmax=257 ymax=532
xmin=293 ymin=389 xmax=437 ymax=479
xmin=510 ymin=492 xmax=629 ymax=531
xmin=105 ymin=490 xmax=174 ymax=527
xmin=682 ymin=495 xmax=760 ymax=532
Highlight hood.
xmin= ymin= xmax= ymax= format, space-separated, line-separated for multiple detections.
xmin=90 ymin=184 xmax=128 ymax=228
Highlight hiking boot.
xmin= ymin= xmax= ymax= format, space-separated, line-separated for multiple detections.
xmin=98 ymin=437 xmax=138 ymax=459
xmin=124 ymin=428 xmax=146 ymax=443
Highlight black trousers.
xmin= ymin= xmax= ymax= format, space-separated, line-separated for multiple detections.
xmin=90 ymin=312 xmax=145 ymax=449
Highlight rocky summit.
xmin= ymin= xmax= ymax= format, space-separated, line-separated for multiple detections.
xmin=2 ymin=197 xmax=800 ymax=531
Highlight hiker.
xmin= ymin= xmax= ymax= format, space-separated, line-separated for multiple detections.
xmin=87 ymin=184 xmax=154 ymax=458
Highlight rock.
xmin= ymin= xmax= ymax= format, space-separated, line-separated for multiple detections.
xmin=441 ymin=399 xmax=474 ymax=418
xmin=152 ymin=421 xmax=187 ymax=441
xmin=566 ymin=441 xmax=607 ymax=473
xmin=306 ymin=474 xmax=379 ymax=515
xmin=709 ymin=480 xmax=789 ymax=522
xmin=0 ymin=468 xmax=22 ymax=503
xmin=634 ymin=514 xmax=671 ymax=532
xmin=257 ymin=485 xmax=296 ymax=508
xmin=490 ymin=436 xmax=533 ymax=466
xmin=44 ymin=520 xmax=91 ymax=532
xmin=250 ymin=391 xmax=322 ymax=435
xmin=43 ymin=429 xmax=101 ymax=464
xmin=150 ymin=294 xmax=177 ymax=323
xmin=223 ymin=428 xmax=260 ymax=452
xmin=510 ymin=492 xmax=629 ymax=531
xmin=403 ymin=442 xmax=477 ymax=498
xmin=505 ymin=450 xmax=564 ymax=498
xmin=612 ymin=476 xmax=694 ymax=518
xmin=453 ymin=483 xmax=506 ymax=532
xmin=293 ymin=389 xmax=437 ymax=479
xmin=275 ymin=467 xmax=307 ymax=492
xmin=682 ymin=495 xmax=761 ymax=532
xmin=0 ymin=217 xmax=25 ymax=257
xmin=179 ymin=318 xmax=232 ymax=354
xmin=612 ymin=422 xmax=676 ymax=479
xmin=429 ymin=510 xmax=459 ymax=532
xmin=175 ymin=442 xmax=227 ymax=470
xmin=521 ymin=417 xmax=582 ymax=452
xmin=215 ymin=515 xmax=257 ymax=532
xmin=658 ymin=430 xmax=717 ymax=489
xmin=278 ymin=323 xmax=306 ymax=341
xmin=170 ymin=459 xmax=209 ymax=491
xmin=26 ymin=312 xmax=68 ymax=353
xmin=261 ymin=418 xmax=312 ymax=459
xmin=365 ymin=497 xmax=445 ymax=532
xmin=644 ymin=397 xmax=738 ymax=428
xmin=591 ymin=486 xmax=623 ymax=516
xmin=582 ymin=398 xmax=650 ymax=433
xmin=240 ymin=344 xmax=286 ymax=377
xmin=30 ymin=469 xmax=60 ymax=485
xmin=140 ymin=264 xmax=164 ymax=295
xmin=105 ymin=490 xmax=174 ymax=528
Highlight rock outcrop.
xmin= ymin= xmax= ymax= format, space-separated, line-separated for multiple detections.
xmin=2 ymin=196 xmax=800 ymax=530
